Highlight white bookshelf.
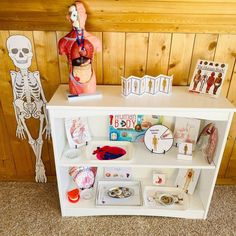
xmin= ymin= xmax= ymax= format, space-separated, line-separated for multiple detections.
xmin=47 ymin=85 xmax=235 ymax=219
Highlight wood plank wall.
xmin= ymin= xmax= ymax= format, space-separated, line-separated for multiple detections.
xmin=0 ymin=0 xmax=235 ymax=183
xmin=0 ymin=31 xmax=236 ymax=183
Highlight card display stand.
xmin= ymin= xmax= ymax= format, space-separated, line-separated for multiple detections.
xmin=47 ymin=85 xmax=235 ymax=219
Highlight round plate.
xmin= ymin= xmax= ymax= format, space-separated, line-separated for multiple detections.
xmin=107 ymin=187 xmax=133 ymax=199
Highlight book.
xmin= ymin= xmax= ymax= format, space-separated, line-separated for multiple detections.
xmin=109 ymin=114 xmax=163 ymax=142
xmin=189 ymin=59 xmax=228 ymax=97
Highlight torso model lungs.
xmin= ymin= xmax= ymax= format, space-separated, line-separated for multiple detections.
xmin=58 ymin=2 xmax=101 ymax=95
xmin=6 ymin=35 xmax=50 ymax=183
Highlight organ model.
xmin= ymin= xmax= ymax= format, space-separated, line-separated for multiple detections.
xmin=58 ymin=2 xmax=101 ymax=96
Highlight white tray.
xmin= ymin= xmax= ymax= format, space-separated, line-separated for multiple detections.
xmin=96 ymin=180 xmax=142 ymax=206
xmin=86 ymin=140 xmax=133 ymax=163
xmin=143 ymin=186 xmax=189 ymax=210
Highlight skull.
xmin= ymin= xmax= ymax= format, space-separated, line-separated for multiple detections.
xmin=6 ymin=35 xmax=33 ymax=69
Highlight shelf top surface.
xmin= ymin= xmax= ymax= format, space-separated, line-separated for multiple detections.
xmin=47 ymin=85 xmax=236 ymax=111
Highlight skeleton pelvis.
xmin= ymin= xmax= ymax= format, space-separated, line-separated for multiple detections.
xmin=24 ymin=102 xmax=36 ymax=114
xmin=15 ymin=98 xmax=43 ymax=119
xmin=72 ymin=63 xmax=92 ymax=84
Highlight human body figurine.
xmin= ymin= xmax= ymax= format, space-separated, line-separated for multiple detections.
xmin=162 ymin=78 xmax=167 ymax=91
xmin=148 ymin=79 xmax=152 ymax=93
xmin=192 ymin=70 xmax=201 ymax=90
xmin=206 ymin=72 xmax=215 ymax=93
xmin=184 ymin=144 xmax=188 ymax=155
xmin=134 ymin=80 xmax=138 ymax=93
xmin=213 ymin=73 xmax=222 ymax=95
xmin=152 ymin=135 xmax=158 ymax=152
xmin=183 ymin=169 xmax=194 ymax=193
xmin=58 ymin=2 xmax=101 ymax=95
xmin=199 ymin=74 xmax=208 ymax=92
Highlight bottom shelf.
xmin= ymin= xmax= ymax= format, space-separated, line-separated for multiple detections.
xmin=61 ymin=179 xmax=205 ymax=219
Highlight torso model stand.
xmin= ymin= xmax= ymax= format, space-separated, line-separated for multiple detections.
xmin=7 ymin=35 xmax=50 ymax=182
xmin=58 ymin=2 xmax=101 ymax=95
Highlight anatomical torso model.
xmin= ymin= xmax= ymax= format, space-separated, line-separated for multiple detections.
xmin=6 ymin=35 xmax=50 ymax=182
xmin=58 ymin=2 xmax=101 ymax=95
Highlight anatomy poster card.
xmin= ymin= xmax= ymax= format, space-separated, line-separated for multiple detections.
xmin=175 ymin=169 xmax=201 ymax=194
xmin=189 ymin=59 xmax=228 ymax=97
xmin=65 ymin=117 xmax=91 ymax=148
xmin=173 ymin=117 xmax=201 ymax=149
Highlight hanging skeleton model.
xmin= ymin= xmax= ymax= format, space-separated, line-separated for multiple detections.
xmin=6 ymin=35 xmax=50 ymax=183
xmin=58 ymin=2 xmax=101 ymax=95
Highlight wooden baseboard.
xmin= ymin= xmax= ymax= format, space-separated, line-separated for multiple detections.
xmin=0 ymin=176 xmax=56 ymax=183
xmin=216 ymin=178 xmax=236 ymax=185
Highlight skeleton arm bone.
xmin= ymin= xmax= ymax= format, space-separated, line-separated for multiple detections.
xmin=33 ymin=71 xmax=50 ymax=139
xmin=10 ymin=71 xmax=26 ymax=139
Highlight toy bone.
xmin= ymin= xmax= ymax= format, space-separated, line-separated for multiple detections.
xmin=6 ymin=35 xmax=50 ymax=183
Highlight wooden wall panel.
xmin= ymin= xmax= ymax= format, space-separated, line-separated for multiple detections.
xmin=0 ymin=1 xmax=236 ymax=33
xmin=188 ymin=34 xmax=218 ymax=84
xmin=103 ymin=32 xmax=125 ymax=84
xmin=146 ymin=33 xmax=171 ymax=76
xmin=0 ymin=102 xmax=16 ymax=179
xmin=0 ymin=31 xmax=36 ymax=178
xmin=0 ymin=30 xmax=236 ymax=184
xmin=91 ymin=32 xmax=103 ymax=85
xmin=56 ymin=31 xmax=69 ymax=84
xmin=125 ymin=33 xmax=149 ymax=77
xmin=214 ymin=35 xmax=236 ymax=97
xmin=168 ymin=33 xmax=195 ymax=85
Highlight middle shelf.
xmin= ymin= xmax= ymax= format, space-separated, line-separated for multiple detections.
xmin=59 ymin=140 xmax=215 ymax=169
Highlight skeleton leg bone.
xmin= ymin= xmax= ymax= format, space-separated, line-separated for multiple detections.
xmin=35 ymin=113 xmax=47 ymax=183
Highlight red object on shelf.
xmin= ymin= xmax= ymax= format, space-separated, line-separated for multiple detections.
xmin=67 ymin=188 xmax=80 ymax=203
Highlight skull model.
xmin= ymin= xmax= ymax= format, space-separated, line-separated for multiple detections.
xmin=7 ymin=35 xmax=33 ymax=70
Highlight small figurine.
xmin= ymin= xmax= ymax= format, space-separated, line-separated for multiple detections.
xmin=58 ymin=2 xmax=101 ymax=95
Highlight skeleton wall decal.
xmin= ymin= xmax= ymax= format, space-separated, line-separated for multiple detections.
xmin=6 ymin=35 xmax=50 ymax=183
